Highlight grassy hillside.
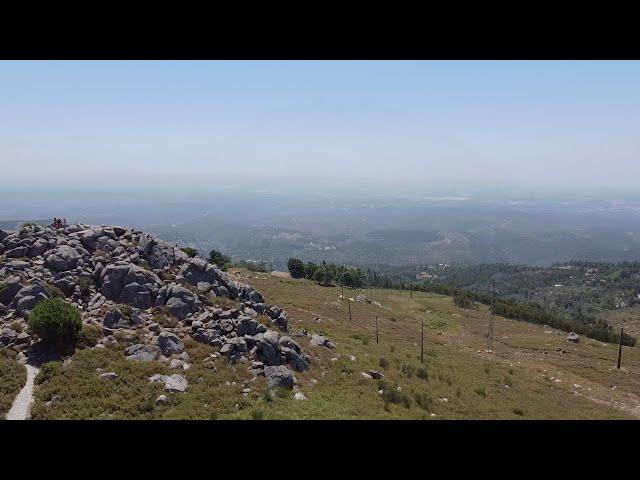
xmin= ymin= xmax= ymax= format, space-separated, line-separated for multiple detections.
xmin=29 ymin=271 xmax=640 ymax=419
xmin=0 ymin=353 xmax=27 ymax=416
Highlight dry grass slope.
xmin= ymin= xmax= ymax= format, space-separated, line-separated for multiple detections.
xmin=30 ymin=270 xmax=640 ymax=419
xmin=0 ymin=352 xmax=27 ymax=416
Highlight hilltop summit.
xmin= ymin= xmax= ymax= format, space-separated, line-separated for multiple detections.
xmin=0 ymin=222 xmax=314 ymax=389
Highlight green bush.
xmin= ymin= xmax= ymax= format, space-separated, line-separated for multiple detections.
xmin=401 ymin=363 xmax=415 ymax=378
xmin=381 ymin=384 xmax=412 ymax=409
xmin=180 ymin=247 xmax=199 ymax=258
xmin=209 ymin=249 xmax=231 ymax=270
xmin=28 ymin=298 xmax=82 ymax=352
xmin=379 ymin=357 xmax=390 ymax=369
xmin=77 ymin=278 xmax=94 ymax=297
xmin=414 ymin=393 xmax=432 ymax=410
xmin=474 ymin=387 xmax=487 ymax=397
xmin=287 ymin=258 xmax=306 ymax=279
xmin=453 ymin=293 xmax=476 ymax=309
xmin=20 ymin=222 xmax=39 ymax=231
xmin=35 ymin=361 xmax=64 ymax=385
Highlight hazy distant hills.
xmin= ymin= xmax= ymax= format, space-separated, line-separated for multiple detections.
xmin=146 ymin=222 xmax=640 ymax=270
xmin=5 ymin=187 xmax=640 ymax=269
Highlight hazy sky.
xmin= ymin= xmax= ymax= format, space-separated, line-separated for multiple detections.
xmin=1 ymin=60 xmax=639 ymax=190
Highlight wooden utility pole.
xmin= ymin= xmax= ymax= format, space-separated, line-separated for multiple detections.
xmin=420 ymin=319 xmax=424 ymax=364
xmin=348 ymin=299 xmax=352 ymax=322
xmin=410 ymin=286 xmax=413 ymax=298
xmin=375 ymin=315 xmax=379 ymax=344
xmin=617 ymin=322 xmax=624 ymax=369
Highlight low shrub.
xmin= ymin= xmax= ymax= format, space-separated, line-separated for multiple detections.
xmin=155 ymin=314 xmax=178 ymax=328
xmin=77 ymin=278 xmax=94 ymax=298
xmin=453 ymin=293 xmax=476 ymax=309
xmin=414 ymin=393 xmax=432 ymax=410
xmin=381 ymin=385 xmax=412 ymax=409
xmin=36 ymin=361 xmax=64 ymax=385
xmin=401 ymin=363 xmax=415 ymax=378
xmin=45 ymin=284 xmax=65 ymax=299
xmin=76 ymin=324 xmax=102 ymax=349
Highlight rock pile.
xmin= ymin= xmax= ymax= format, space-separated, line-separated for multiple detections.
xmin=0 ymin=223 xmax=325 ymax=388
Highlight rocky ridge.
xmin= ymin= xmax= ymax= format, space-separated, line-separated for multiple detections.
xmin=0 ymin=223 xmax=333 ymax=389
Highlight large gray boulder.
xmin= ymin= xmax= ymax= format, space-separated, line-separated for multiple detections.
xmin=156 ymin=283 xmax=202 ymax=320
xmin=100 ymin=263 xmax=131 ymax=300
xmin=165 ymin=374 xmax=188 ymax=392
xmin=16 ymin=295 xmax=40 ymax=315
xmin=149 ymin=373 xmax=188 ymax=392
xmin=119 ymin=282 xmax=153 ymax=309
xmin=100 ymin=263 xmax=161 ymax=308
xmin=45 ymin=245 xmax=81 ymax=271
xmin=10 ymin=282 xmax=48 ymax=314
xmin=124 ymin=344 xmax=161 ymax=362
xmin=6 ymin=246 xmax=29 ymax=258
xmin=256 ymin=331 xmax=281 ymax=366
xmin=28 ymin=238 xmax=50 ymax=257
xmin=158 ymin=331 xmax=184 ymax=356
xmin=53 ymin=276 xmax=78 ymax=297
xmin=104 ymin=309 xmax=133 ymax=329
xmin=179 ymin=258 xmax=237 ymax=298
xmin=310 ymin=334 xmax=335 ymax=349
xmin=264 ymin=365 xmax=296 ymax=389
xmin=0 ymin=276 xmax=23 ymax=305
xmin=236 ymin=316 xmax=266 ymax=336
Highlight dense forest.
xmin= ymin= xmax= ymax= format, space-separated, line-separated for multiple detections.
xmin=287 ymin=258 xmax=367 ymax=288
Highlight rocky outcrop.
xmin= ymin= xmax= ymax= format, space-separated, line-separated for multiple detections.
xmin=155 ymin=283 xmax=202 ymax=320
xmin=0 ymin=223 xmax=309 ymax=384
xmin=99 ymin=262 xmax=162 ymax=309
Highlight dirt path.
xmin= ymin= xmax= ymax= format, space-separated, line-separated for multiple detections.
xmin=6 ymin=364 xmax=40 ymax=420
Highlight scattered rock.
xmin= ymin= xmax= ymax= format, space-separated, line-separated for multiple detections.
xmin=566 ymin=332 xmax=580 ymax=343
xmin=165 ymin=374 xmax=189 ymax=392
xmin=125 ymin=344 xmax=161 ymax=362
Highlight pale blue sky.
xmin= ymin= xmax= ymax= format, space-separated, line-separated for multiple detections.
xmin=1 ymin=60 xmax=639 ymax=189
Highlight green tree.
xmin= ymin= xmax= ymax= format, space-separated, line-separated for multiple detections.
xmin=28 ymin=298 xmax=82 ymax=352
xmin=287 ymin=258 xmax=306 ymax=278
xmin=209 ymin=249 xmax=231 ymax=270
xmin=313 ymin=267 xmax=332 ymax=286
